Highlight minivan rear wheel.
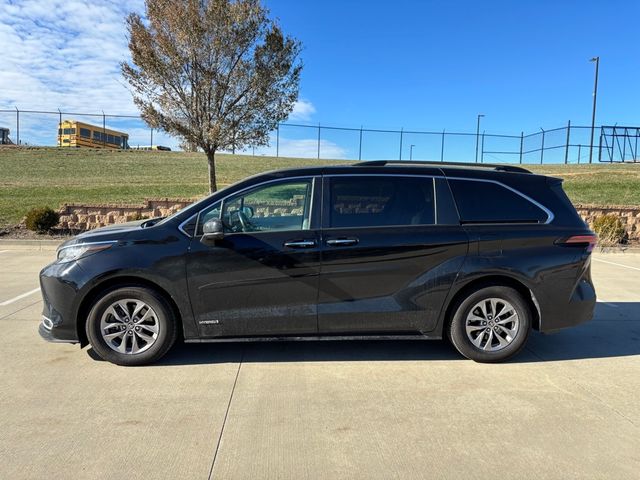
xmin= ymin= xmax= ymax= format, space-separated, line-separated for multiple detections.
xmin=448 ymin=285 xmax=531 ymax=363
xmin=86 ymin=286 xmax=177 ymax=366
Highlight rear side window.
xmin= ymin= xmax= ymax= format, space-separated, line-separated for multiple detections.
xmin=448 ymin=179 xmax=548 ymax=224
xmin=329 ymin=176 xmax=435 ymax=228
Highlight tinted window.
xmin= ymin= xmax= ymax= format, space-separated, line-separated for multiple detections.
xmin=329 ymin=176 xmax=435 ymax=228
xmin=448 ymin=179 xmax=548 ymax=223
xmin=80 ymin=128 xmax=91 ymax=138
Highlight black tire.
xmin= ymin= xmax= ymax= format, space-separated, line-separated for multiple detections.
xmin=448 ymin=285 xmax=531 ymax=363
xmin=86 ymin=286 xmax=177 ymax=366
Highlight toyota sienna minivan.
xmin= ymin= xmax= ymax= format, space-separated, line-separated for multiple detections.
xmin=39 ymin=161 xmax=597 ymax=365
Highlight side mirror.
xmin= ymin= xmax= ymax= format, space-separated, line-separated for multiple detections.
xmin=200 ymin=218 xmax=224 ymax=245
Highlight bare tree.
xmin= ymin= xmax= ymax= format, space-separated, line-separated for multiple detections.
xmin=122 ymin=0 xmax=302 ymax=192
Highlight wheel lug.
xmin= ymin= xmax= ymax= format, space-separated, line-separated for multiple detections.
xmin=135 ymin=326 xmax=140 ymax=331
xmin=485 ymin=328 xmax=490 ymax=332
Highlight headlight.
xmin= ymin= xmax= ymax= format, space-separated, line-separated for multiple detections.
xmin=56 ymin=242 xmax=115 ymax=263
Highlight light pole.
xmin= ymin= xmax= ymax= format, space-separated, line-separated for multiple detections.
xmin=475 ymin=114 xmax=485 ymax=163
xmin=588 ymin=56 xmax=600 ymax=164
xmin=409 ymin=144 xmax=415 ymax=160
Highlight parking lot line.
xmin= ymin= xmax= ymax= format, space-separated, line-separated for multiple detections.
xmin=0 ymin=250 xmax=9 ymax=254
xmin=592 ymin=257 xmax=640 ymax=271
xmin=0 ymin=287 xmax=41 ymax=306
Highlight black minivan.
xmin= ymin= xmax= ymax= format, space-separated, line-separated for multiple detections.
xmin=39 ymin=161 xmax=597 ymax=365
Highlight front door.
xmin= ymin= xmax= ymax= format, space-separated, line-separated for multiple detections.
xmin=318 ymin=175 xmax=468 ymax=334
xmin=187 ymin=177 xmax=321 ymax=337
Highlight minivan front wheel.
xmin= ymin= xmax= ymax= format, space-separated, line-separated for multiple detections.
xmin=448 ymin=286 xmax=531 ymax=363
xmin=86 ymin=286 xmax=177 ymax=366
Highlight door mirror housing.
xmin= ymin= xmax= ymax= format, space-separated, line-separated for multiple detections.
xmin=201 ymin=218 xmax=224 ymax=245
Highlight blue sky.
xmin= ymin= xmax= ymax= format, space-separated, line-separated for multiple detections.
xmin=266 ymin=0 xmax=640 ymax=133
xmin=1 ymin=0 xmax=639 ymax=160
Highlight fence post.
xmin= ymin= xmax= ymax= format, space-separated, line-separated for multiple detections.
xmin=519 ymin=131 xmax=523 ymax=164
xmin=58 ymin=109 xmax=62 ymax=147
xmin=276 ymin=124 xmax=280 ymax=158
xmin=399 ymin=127 xmax=403 ymax=160
xmin=150 ymin=128 xmax=154 ymax=149
xmin=540 ymin=128 xmax=545 ymax=164
xmin=480 ymin=131 xmax=485 ymax=163
xmin=102 ymin=111 xmax=106 ymax=148
xmin=577 ymin=144 xmax=581 ymax=164
xmin=317 ymin=123 xmax=320 ymax=159
xmin=440 ymin=129 xmax=445 ymax=161
xmin=598 ymin=127 xmax=603 ymax=162
xmin=358 ymin=126 xmax=363 ymax=160
xmin=15 ymin=107 xmax=19 ymax=145
xmin=564 ymin=120 xmax=571 ymax=164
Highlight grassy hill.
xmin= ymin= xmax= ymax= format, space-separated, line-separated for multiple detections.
xmin=1 ymin=146 xmax=639 ymax=226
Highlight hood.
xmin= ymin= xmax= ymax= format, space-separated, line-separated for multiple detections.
xmin=58 ymin=219 xmax=147 ymax=250
xmin=76 ymin=219 xmax=147 ymax=237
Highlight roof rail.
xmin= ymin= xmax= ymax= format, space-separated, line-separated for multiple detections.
xmin=354 ymin=160 xmax=531 ymax=174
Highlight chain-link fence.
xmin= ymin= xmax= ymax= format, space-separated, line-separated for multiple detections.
xmin=1 ymin=107 xmax=635 ymax=164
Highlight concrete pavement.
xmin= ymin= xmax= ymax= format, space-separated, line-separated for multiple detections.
xmin=0 ymin=248 xmax=638 ymax=479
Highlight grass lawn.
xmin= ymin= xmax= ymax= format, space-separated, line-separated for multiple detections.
xmin=1 ymin=147 xmax=639 ymax=226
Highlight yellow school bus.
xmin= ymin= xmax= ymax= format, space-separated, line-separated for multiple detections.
xmin=57 ymin=120 xmax=129 ymax=149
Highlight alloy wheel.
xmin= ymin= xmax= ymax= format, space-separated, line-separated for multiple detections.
xmin=100 ymin=299 xmax=160 ymax=355
xmin=465 ymin=297 xmax=520 ymax=352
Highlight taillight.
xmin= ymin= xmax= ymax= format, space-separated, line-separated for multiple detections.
xmin=556 ymin=234 xmax=598 ymax=253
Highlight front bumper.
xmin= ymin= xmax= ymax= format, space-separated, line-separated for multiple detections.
xmin=38 ymin=260 xmax=89 ymax=344
xmin=39 ymin=321 xmax=78 ymax=344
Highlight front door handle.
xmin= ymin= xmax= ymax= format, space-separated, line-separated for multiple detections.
xmin=326 ymin=238 xmax=359 ymax=247
xmin=283 ymin=240 xmax=317 ymax=249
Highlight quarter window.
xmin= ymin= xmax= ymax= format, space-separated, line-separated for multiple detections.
xmin=329 ymin=177 xmax=435 ymax=228
xmin=448 ymin=179 xmax=548 ymax=223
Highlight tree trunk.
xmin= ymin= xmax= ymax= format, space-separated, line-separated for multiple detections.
xmin=206 ymin=150 xmax=217 ymax=193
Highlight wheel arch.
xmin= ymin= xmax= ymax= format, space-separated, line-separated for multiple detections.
xmin=76 ymin=276 xmax=184 ymax=347
xmin=442 ymin=275 xmax=541 ymax=334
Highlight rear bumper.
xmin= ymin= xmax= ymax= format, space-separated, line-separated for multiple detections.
xmin=538 ymin=278 xmax=596 ymax=333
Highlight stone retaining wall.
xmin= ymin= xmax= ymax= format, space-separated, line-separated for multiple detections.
xmin=575 ymin=204 xmax=640 ymax=240
xmin=58 ymin=198 xmax=195 ymax=230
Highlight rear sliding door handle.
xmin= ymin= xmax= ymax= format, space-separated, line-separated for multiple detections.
xmin=283 ymin=240 xmax=317 ymax=248
xmin=326 ymin=238 xmax=359 ymax=247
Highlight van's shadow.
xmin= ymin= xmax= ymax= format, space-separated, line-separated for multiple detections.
xmin=88 ymin=302 xmax=640 ymax=366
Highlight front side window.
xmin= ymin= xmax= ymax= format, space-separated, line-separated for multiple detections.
xmin=329 ymin=176 xmax=435 ymax=228
xmin=196 ymin=179 xmax=313 ymax=235
xmin=448 ymin=179 xmax=548 ymax=224
xmin=221 ymin=180 xmax=313 ymax=233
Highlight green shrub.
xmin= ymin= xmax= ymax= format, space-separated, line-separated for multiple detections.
xmin=25 ymin=207 xmax=60 ymax=233
xmin=592 ymin=214 xmax=626 ymax=246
